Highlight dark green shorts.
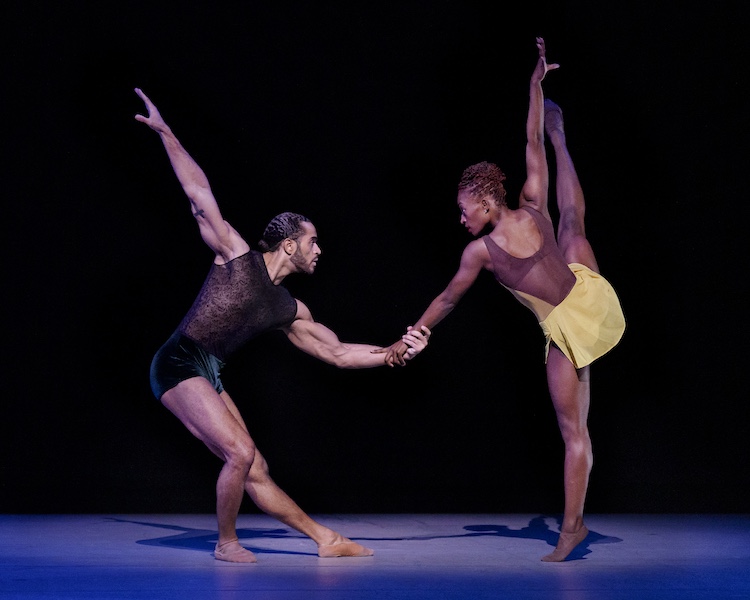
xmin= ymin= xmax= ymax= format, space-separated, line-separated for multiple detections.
xmin=149 ymin=332 xmax=226 ymax=400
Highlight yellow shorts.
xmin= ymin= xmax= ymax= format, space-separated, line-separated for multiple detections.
xmin=539 ymin=263 xmax=626 ymax=368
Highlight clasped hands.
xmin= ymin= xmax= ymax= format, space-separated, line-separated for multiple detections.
xmin=373 ymin=325 xmax=431 ymax=367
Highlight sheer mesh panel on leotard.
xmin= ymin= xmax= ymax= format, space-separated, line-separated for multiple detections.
xmin=178 ymin=250 xmax=298 ymax=360
xmin=483 ymin=205 xmax=576 ymax=320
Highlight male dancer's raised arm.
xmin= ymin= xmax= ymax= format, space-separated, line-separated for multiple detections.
xmin=134 ymin=88 xmax=249 ymax=263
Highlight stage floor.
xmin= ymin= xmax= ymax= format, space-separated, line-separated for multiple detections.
xmin=1 ymin=513 xmax=748 ymax=599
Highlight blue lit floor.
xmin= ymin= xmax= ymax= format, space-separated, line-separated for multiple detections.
xmin=1 ymin=513 xmax=748 ymax=599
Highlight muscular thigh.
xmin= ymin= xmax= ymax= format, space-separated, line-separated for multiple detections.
xmin=161 ymin=377 xmax=253 ymax=460
xmin=545 ymin=346 xmax=590 ymax=432
xmin=219 ymin=390 xmax=250 ymax=435
xmin=558 ymin=233 xmax=599 ymax=274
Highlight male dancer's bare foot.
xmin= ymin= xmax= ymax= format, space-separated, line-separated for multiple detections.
xmin=541 ymin=525 xmax=589 ymax=562
xmin=214 ymin=539 xmax=258 ymax=563
xmin=317 ymin=534 xmax=374 ymax=558
xmin=544 ymin=99 xmax=565 ymax=137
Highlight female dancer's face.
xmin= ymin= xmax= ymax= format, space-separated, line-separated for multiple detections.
xmin=457 ymin=190 xmax=488 ymax=237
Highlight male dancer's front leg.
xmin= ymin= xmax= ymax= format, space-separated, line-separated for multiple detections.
xmin=162 ymin=379 xmax=373 ymax=562
xmin=242 ymin=446 xmax=374 ymax=558
xmin=161 ymin=377 xmax=261 ymax=562
xmin=168 ymin=378 xmax=373 ymax=562
xmin=220 ymin=389 xmax=373 ymax=558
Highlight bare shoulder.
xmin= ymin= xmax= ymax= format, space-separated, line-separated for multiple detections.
xmin=461 ymin=238 xmax=492 ymax=270
xmin=464 ymin=237 xmax=488 ymax=253
xmin=518 ymin=196 xmax=551 ymax=221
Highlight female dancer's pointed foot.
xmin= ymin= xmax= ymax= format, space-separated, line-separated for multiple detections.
xmin=318 ymin=538 xmax=374 ymax=558
xmin=541 ymin=525 xmax=589 ymax=562
xmin=544 ymin=99 xmax=565 ymax=137
xmin=214 ymin=539 xmax=258 ymax=563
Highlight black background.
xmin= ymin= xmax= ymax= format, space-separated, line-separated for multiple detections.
xmin=3 ymin=1 xmax=748 ymax=515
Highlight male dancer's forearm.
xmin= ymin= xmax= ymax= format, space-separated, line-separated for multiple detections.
xmin=157 ymin=129 xmax=213 ymax=201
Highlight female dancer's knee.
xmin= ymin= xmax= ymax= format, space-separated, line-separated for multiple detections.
xmin=564 ymin=434 xmax=593 ymax=470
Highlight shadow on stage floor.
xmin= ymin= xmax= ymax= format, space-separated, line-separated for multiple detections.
xmin=1 ymin=513 xmax=747 ymax=599
xmin=113 ymin=514 xmax=623 ymax=562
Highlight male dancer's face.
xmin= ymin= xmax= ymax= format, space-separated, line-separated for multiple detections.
xmin=290 ymin=222 xmax=321 ymax=275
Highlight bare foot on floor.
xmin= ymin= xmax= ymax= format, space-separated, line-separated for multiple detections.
xmin=214 ymin=539 xmax=258 ymax=563
xmin=318 ymin=535 xmax=374 ymax=558
xmin=541 ymin=525 xmax=589 ymax=562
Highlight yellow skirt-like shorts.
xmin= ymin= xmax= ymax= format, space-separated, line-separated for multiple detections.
xmin=539 ymin=263 xmax=625 ymax=368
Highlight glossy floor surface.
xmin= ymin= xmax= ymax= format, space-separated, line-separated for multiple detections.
xmin=1 ymin=513 xmax=748 ymax=599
